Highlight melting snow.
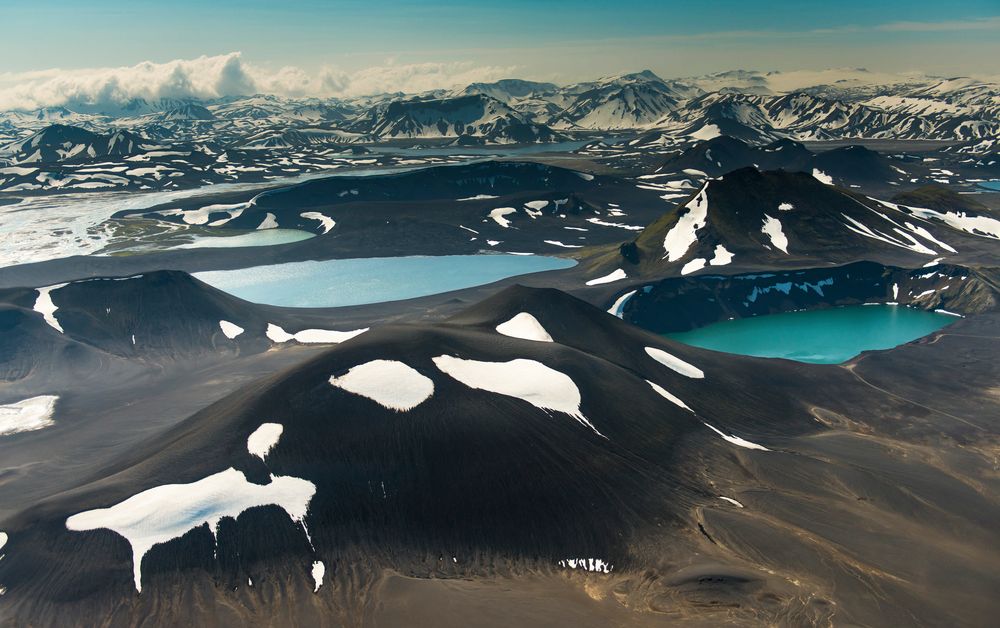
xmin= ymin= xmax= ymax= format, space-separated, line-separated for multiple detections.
xmin=219 ymin=320 xmax=245 ymax=339
xmin=267 ymin=323 xmax=367 ymax=344
xmin=681 ymin=258 xmax=707 ymax=275
xmin=496 ymin=312 xmax=553 ymax=342
xmin=311 ymin=561 xmax=325 ymax=592
xmin=608 ymin=289 xmax=637 ymax=318
xmin=66 ymin=467 xmax=316 ymax=592
xmin=778 ymin=202 xmax=794 ymax=211
xmin=586 ymin=268 xmax=627 ymax=286
xmin=586 ymin=217 xmax=644 ymax=231
xmin=0 ymin=395 xmax=58 ymax=437
xmin=544 ymin=240 xmax=583 ymax=249
xmin=488 ymin=207 xmax=517 ymax=228
xmin=247 ymin=423 xmax=283 ymax=461
xmin=644 ymin=347 xmax=704 ymax=379
xmin=709 ymin=244 xmax=734 ymax=266
xmin=812 ymin=169 xmax=834 ymax=185
xmin=329 ymin=360 xmax=434 ymax=412
xmin=257 ymin=213 xmax=279 ymax=230
xmin=761 ymin=215 xmax=789 ymax=254
xmin=432 ymin=355 xmax=602 ymax=437
xmin=702 ymin=422 xmax=769 ymax=451
xmin=689 ymin=124 xmax=721 ymax=141
xmin=662 ymin=185 xmax=709 ymax=261
xmin=558 ymin=558 xmax=613 ymax=573
xmin=300 ymin=212 xmax=336 ymax=234
xmin=457 ymin=194 xmax=499 ymax=201
xmin=646 ymin=380 xmax=692 ymax=411
xmin=34 ymin=283 xmax=68 ymax=333
xmin=718 ymin=496 xmax=744 ymax=508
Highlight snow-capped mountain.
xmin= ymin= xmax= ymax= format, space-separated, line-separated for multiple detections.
xmin=353 ymin=94 xmax=563 ymax=143
xmin=458 ymin=79 xmax=560 ymax=102
xmin=1 ymin=124 xmax=155 ymax=164
xmin=652 ymin=90 xmax=999 ymax=143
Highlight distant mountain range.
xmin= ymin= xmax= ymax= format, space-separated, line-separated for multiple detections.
xmin=0 ymin=69 xmax=997 ymax=156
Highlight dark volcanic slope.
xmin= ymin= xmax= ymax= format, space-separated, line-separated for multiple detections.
xmin=0 ymin=271 xmax=367 ymax=387
xmin=657 ymin=136 xmax=905 ymax=186
xmin=604 ymin=167 xmax=1000 ymax=279
xmin=1 ymin=286 xmax=997 ymax=627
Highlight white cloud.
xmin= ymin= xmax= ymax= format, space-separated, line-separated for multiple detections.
xmin=0 ymin=52 xmax=517 ymax=111
xmin=876 ymin=16 xmax=1000 ymax=32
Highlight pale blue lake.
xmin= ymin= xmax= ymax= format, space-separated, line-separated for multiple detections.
xmin=666 ymin=305 xmax=956 ymax=364
xmin=977 ymin=181 xmax=1000 ymax=191
xmin=194 ymin=254 xmax=576 ymax=307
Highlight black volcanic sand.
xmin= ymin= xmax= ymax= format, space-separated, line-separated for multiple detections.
xmin=0 ymin=285 xmax=997 ymax=627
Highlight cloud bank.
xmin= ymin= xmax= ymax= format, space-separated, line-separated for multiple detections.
xmin=0 ymin=53 xmax=517 ymax=111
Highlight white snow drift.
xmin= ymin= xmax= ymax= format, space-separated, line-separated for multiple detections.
xmin=329 ymin=359 xmax=434 ymax=411
xmin=311 ymin=560 xmax=326 ymax=592
xmin=219 ymin=320 xmax=245 ymax=339
xmin=495 ymin=312 xmax=554 ymax=342
xmin=488 ymin=207 xmax=517 ymax=228
xmin=300 ymin=212 xmax=336 ymax=234
xmin=662 ymin=185 xmax=709 ymax=261
xmin=432 ymin=355 xmax=602 ymax=436
xmin=644 ymin=347 xmax=705 ymax=379
xmin=585 ymin=268 xmax=627 ymax=286
xmin=33 ymin=284 xmax=68 ymax=333
xmin=646 ymin=380 xmax=692 ymax=411
xmin=702 ymin=422 xmax=770 ymax=451
xmin=247 ymin=423 xmax=283 ymax=461
xmin=0 ymin=395 xmax=58 ymax=437
xmin=761 ymin=214 xmax=789 ymax=254
xmin=558 ymin=558 xmax=613 ymax=573
xmin=66 ymin=464 xmax=317 ymax=592
xmin=266 ymin=323 xmax=367 ymax=344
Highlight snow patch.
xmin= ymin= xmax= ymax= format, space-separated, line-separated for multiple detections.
xmin=311 ymin=561 xmax=325 ymax=592
xmin=0 ymin=395 xmax=58 ymax=437
xmin=718 ymin=496 xmax=744 ymax=508
xmin=585 ymin=268 xmax=627 ymax=286
xmin=247 ymin=423 xmax=283 ymax=462
xmin=681 ymin=258 xmax=707 ymax=275
xmin=646 ymin=380 xmax=692 ymax=411
xmin=432 ymin=355 xmax=602 ymax=436
xmin=689 ymin=124 xmax=721 ymax=141
xmin=34 ymin=284 xmax=67 ymax=333
xmin=761 ymin=215 xmax=789 ymax=254
xmin=644 ymin=347 xmax=704 ymax=379
xmin=496 ymin=313 xmax=553 ymax=343
xmin=708 ymin=244 xmax=734 ymax=266
xmin=257 ymin=213 xmax=278 ymax=230
xmin=558 ymin=558 xmax=612 ymax=573
xmin=488 ymin=207 xmax=517 ymax=228
xmin=662 ymin=185 xmax=709 ymax=261
xmin=66 ymin=468 xmax=316 ymax=592
xmin=812 ymin=169 xmax=834 ymax=185
xmin=267 ymin=323 xmax=367 ymax=344
xmin=329 ymin=360 xmax=433 ymax=412
xmin=219 ymin=320 xmax=244 ymax=339
xmin=300 ymin=212 xmax=336 ymax=234
xmin=608 ymin=290 xmax=637 ymax=318
xmin=702 ymin=422 xmax=769 ymax=451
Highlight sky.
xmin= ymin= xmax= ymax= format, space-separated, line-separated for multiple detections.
xmin=0 ymin=0 xmax=997 ymax=109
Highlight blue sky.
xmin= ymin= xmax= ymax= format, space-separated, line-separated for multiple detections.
xmin=4 ymin=0 xmax=998 ymax=77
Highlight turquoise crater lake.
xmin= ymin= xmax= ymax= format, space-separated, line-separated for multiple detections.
xmin=666 ymin=305 xmax=957 ymax=364
xmin=194 ymin=254 xmax=576 ymax=307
